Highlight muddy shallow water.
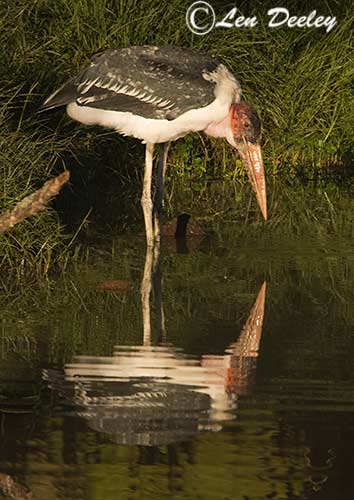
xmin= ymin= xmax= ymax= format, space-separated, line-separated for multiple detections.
xmin=1 ymin=229 xmax=354 ymax=499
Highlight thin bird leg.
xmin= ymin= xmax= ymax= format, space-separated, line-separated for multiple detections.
xmin=154 ymin=142 xmax=170 ymax=242
xmin=152 ymin=242 xmax=166 ymax=343
xmin=140 ymin=245 xmax=154 ymax=345
xmin=162 ymin=141 xmax=170 ymax=178
xmin=142 ymin=143 xmax=155 ymax=247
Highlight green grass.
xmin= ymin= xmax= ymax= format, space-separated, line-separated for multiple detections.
xmin=1 ymin=0 xmax=354 ymax=273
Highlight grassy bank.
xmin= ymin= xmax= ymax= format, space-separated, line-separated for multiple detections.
xmin=1 ymin=0 xmax=354 ymax=272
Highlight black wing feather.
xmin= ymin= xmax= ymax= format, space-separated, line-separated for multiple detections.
xmin=77 ymin=87 xmax=171 ymax=119
xmin=42 ymin=46 xmax=222 ymax=120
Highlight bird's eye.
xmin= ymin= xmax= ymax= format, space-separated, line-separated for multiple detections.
xmin=244 ymin=122 xmax=250 ymax=129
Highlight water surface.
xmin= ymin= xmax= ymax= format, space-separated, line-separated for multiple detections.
xmin=1 ymin=228 xmax=354 ymax=499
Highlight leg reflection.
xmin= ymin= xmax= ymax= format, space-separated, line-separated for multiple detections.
xmin=141 ymin=238 xmax=166 ymax=346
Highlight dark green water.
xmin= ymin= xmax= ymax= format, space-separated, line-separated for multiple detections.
xmin=1 ymin=228 xmax=354 ymax=500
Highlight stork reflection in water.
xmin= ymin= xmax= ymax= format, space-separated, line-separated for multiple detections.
xmin=44 ymin=241 xmax=267 ymax=444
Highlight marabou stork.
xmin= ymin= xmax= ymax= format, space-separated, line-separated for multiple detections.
xmin=42 ymin=46 xmax=267 ymax=245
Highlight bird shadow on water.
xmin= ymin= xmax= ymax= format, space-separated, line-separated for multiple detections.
xmin=43 ymin=239 xmax=267 ymax=446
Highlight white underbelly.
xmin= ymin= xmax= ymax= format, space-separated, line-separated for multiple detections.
xmin=66 ymin=98 xmax=230 ymax=144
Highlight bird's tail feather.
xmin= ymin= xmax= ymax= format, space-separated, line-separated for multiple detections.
xmin=39 ymin=78 xmax=78 ymax=112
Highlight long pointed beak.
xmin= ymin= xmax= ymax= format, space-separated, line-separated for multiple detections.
xmin=236 ymin=139 xmax=267 ymax=220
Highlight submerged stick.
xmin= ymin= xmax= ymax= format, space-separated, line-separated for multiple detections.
xmin=0 ymin=473 xmax=34 ymax=499
xmin=0 ymin=170 xmax=70 ymax=234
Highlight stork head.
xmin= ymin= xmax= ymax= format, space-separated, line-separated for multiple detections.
xmin=228 ymin=102 xmax=267 ymax=220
